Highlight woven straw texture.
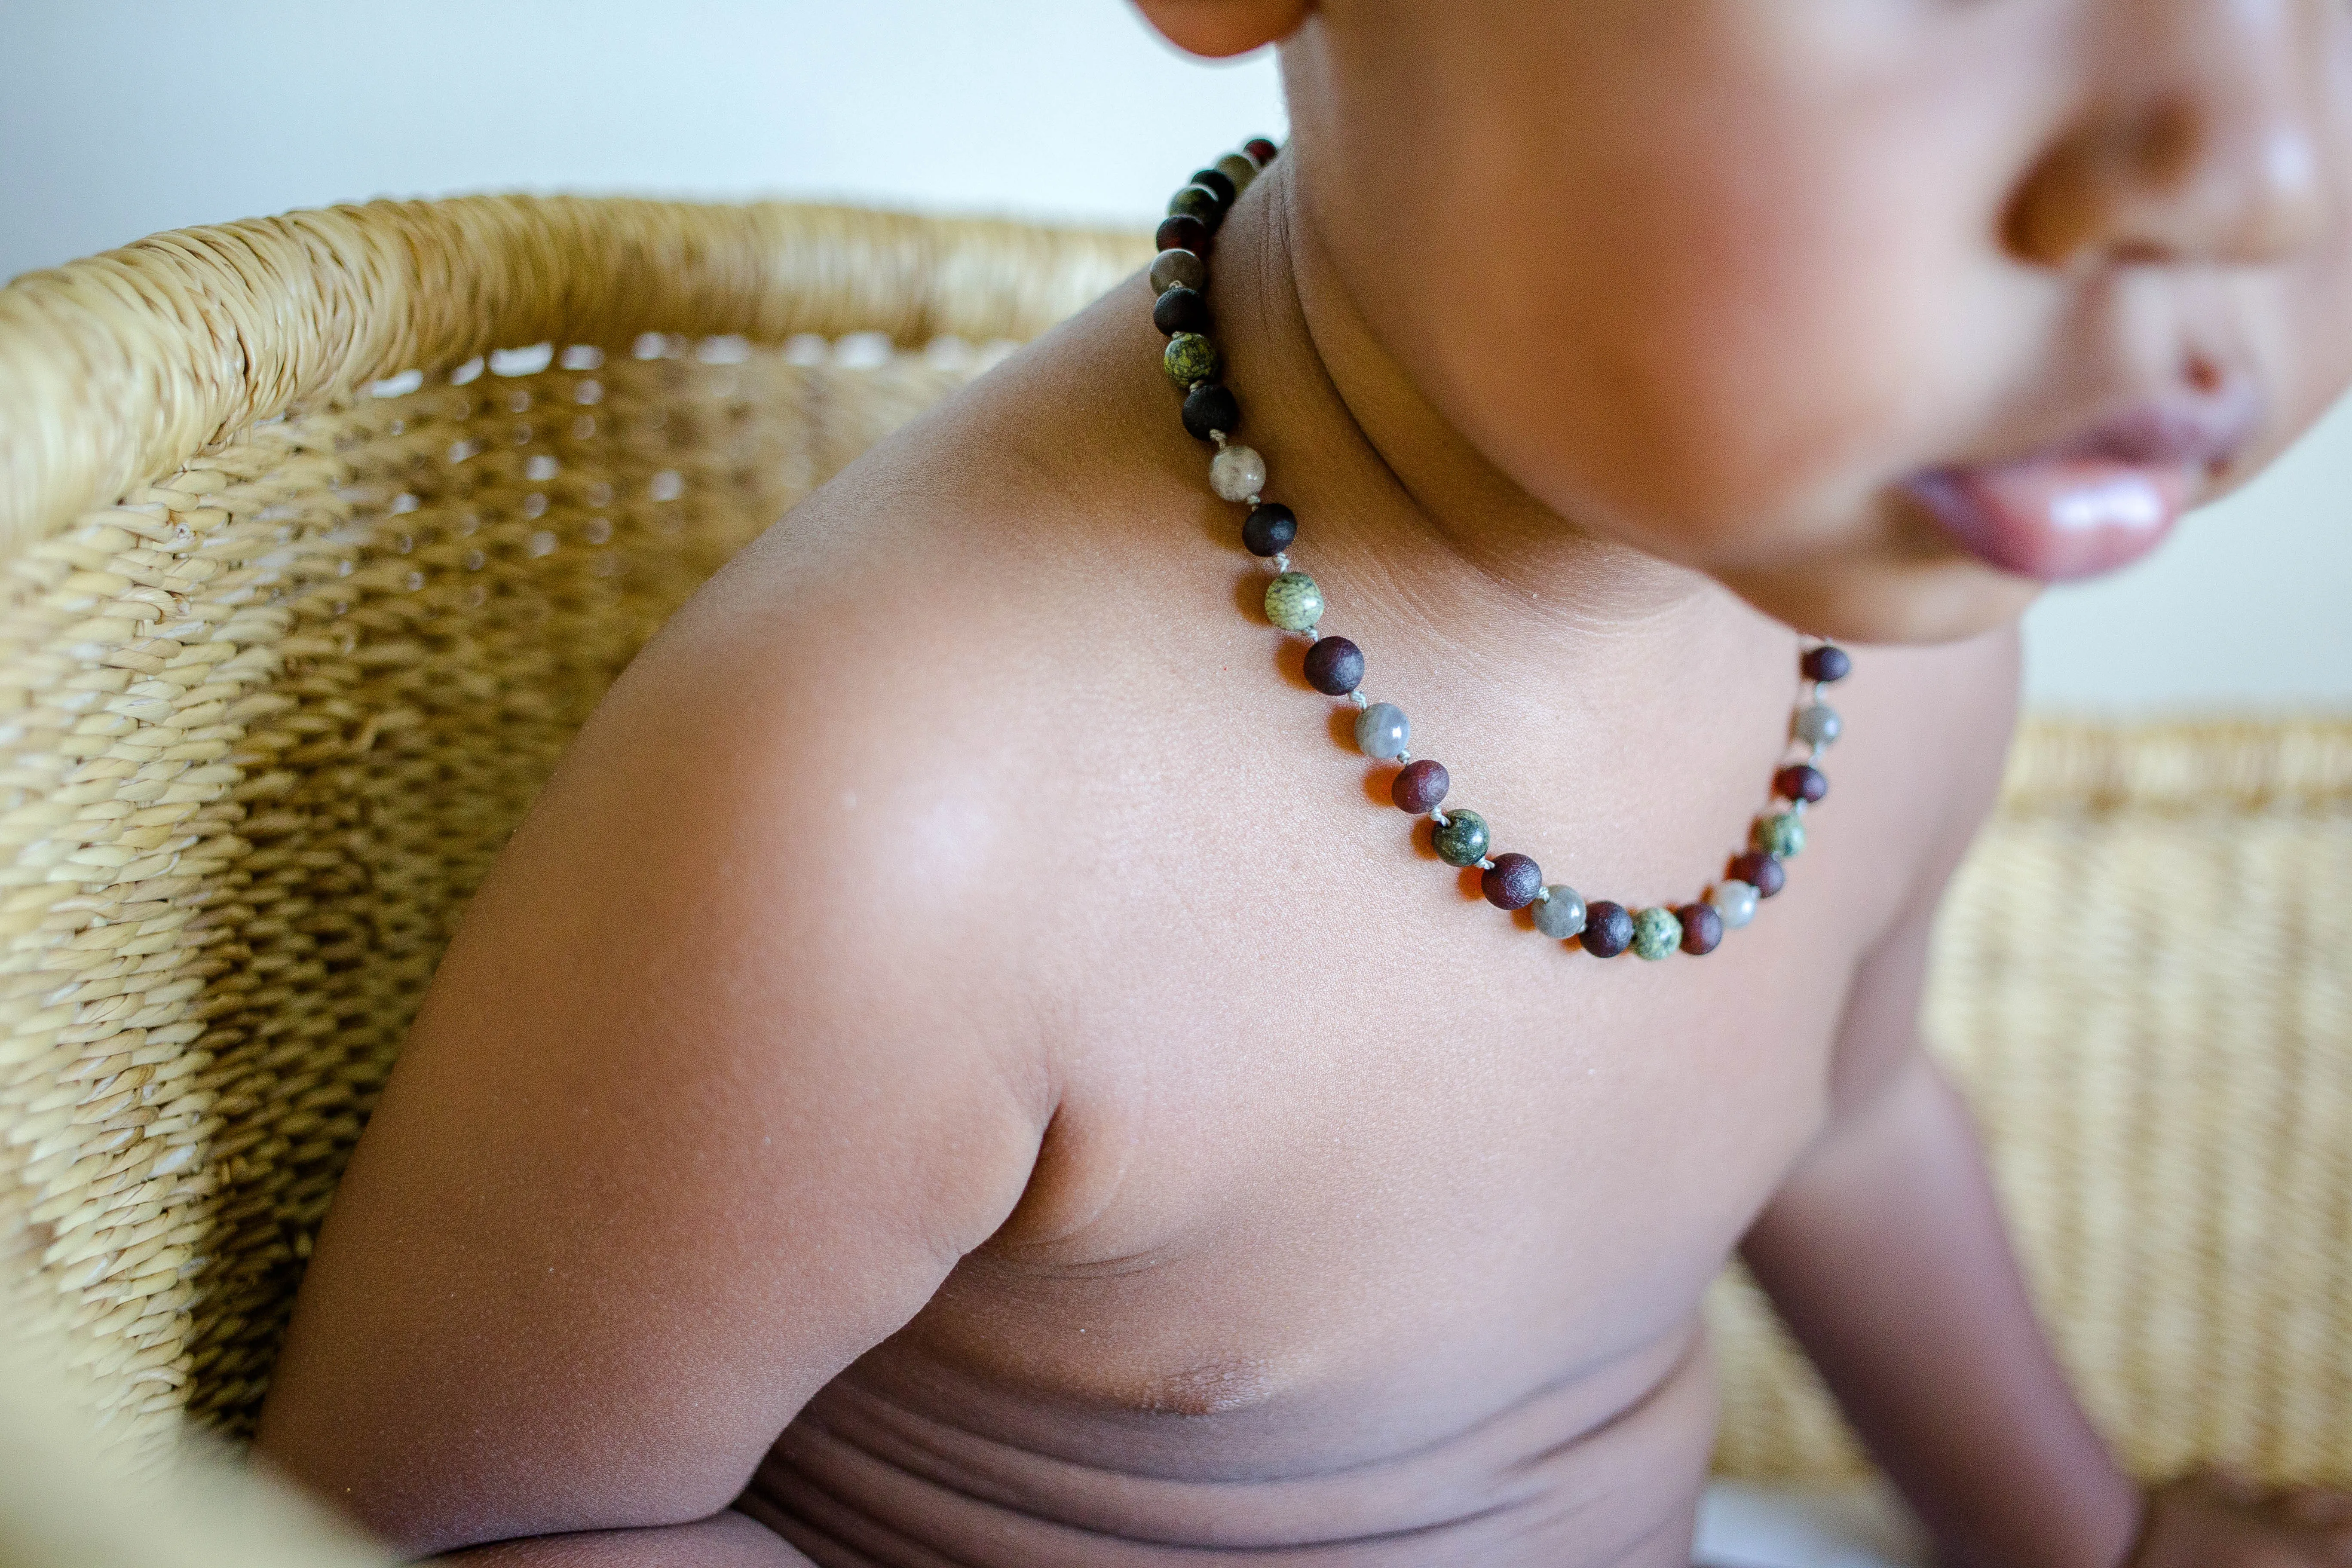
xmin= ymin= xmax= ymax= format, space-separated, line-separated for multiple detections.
xmin=1714 ymin=721 xmax=2352 ymax=1486
xmin=0 ymin=197 xmax=1149 ymax=1458
xmin=0 ymin=196 xmax=2344 ymax=1496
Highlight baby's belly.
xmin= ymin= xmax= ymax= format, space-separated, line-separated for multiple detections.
xmin=741 ymin=1318 xmax=1718 ymax=1567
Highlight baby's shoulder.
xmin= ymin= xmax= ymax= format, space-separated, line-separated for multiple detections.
xmin=606 ymin=349 xmax=1193 ymax=978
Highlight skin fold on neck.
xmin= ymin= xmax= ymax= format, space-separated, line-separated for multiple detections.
xmin=1201 ymin=156 xmax=1743 ymax=681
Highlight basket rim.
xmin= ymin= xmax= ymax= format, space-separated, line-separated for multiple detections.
xmin=0 ymin=194 xmax=1150 ymax=561
xmin=2003 ymin=714 xmax=2352 ymax=811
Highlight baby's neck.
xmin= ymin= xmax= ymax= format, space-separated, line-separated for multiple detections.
xmin=1207 ymin=159 xmax=1721 ymax=668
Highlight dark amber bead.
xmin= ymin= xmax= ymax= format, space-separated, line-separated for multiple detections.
xmin=1189 ymin=167 xmax=1237 ymax=206
xmin=1677 ymin=903 xmax=1724 ymax=955
xmin=1304 ymin=636 xmax=1364 ymax=695
xmin=1244 ymin=136 xmax=1279 ymax=165
xmin=1241 ymin=502 xmax=1296 ymax=557
xmin=1391 ymin=758 xmax=1449 ymax=813
xmin=1156 ymin=214 xmax=1209 ymax=254
xmin=1803 ymin=645 xmax=1851 ymax=683
xmin=1581 ymin=901 xmax=1634 ymax=957
xmin=1774 ymin=764 xmax=1828 ymax=804
xmin=1153 ymin=286 xmax=1210 ymax=337
xmin=1728 ymin=851 xmax=1786 ymax=899
xmin=1483 ymin=852 xmax=1543 ymax=910
xmin=1182 ymin=382 xmax=1238 ymax=442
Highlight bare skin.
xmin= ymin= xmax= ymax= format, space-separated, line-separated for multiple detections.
xmin=257 ymin=4 xmax=2352 ymax=1565
xmin=257 ymin=170 xmax=2035 ymax=1566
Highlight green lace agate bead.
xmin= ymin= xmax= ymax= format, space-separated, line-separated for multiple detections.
xmin=1431 ymin=809 xmax=1490 ymax=868
xmin=1168 ymin=184 xmax=1222 ymax=222
xmin=1164 ymin=332 xmax=1219 ymax=386
xmin=1264 ymin=571 xmax=1323 ymax=631
xmin=1632 ymin=906 xmax=1684 ymax=961
xmin=1753 ymin=811 xmax=1806 ymax=858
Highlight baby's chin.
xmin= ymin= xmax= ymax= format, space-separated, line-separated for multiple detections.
xmin=1709 ymin=552 xmax=2044 ymax=647
xmin=1693 ymin=385 xmax=2257 ymax=643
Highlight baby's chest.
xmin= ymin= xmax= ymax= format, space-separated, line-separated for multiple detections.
xmin=919 ymin=887 xmax=1854 ymax=1426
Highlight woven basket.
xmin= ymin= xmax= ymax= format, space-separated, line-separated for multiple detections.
xmin=1715 ymin=719 xmax=2352 ymax=1486
xmin=0 ymin=198 xmax=2345 ymax=1503
xmin=0 ymin=197 xmax=1149 ymax=1459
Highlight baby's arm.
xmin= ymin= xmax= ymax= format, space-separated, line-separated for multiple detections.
xmin=1740 ymin=912 xmax=2141 ymax=1568
xmin=1738 ymin=638 xmax=2142 ymax=1568
xmin=1743 ymin=799 xmax=2352 ymax=1568
xmin=252 ymin=581 xmax=1055 ymax=1563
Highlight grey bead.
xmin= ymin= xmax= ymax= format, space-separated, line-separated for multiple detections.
xmin=1708 ymin=879 xmax=1759 ymax=930
xmin=1210 ymin=444 xmax=1266 ymax=502
xmin=1214 ymin=152 xmax=1258 ymax=196
xmin=1533 ymin=885 xmax=1587 ymax=939
xmin=1794 ymin=703 xmax=1842 ymax=747
xmin=1150 ymin=248 xmax=1206 ymax=294
xmin=1354 ymin=701 xmax=1409 ymax=759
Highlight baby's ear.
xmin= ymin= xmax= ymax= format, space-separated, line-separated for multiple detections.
xmin=1130 ymin=0 xmax=1310 ymax=58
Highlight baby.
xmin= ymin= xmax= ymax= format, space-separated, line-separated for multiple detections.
xmin=254 ymin=3 xmax=2352 ymax=1565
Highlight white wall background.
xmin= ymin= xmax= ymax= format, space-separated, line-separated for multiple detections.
xmin=4 ymin=0 xmax=2346 ymax=712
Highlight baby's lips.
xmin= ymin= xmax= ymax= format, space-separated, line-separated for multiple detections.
xmin=1902 ymin=457 xmax=2197 ymax=582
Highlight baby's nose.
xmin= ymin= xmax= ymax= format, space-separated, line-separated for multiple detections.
xmin=2004 ymin=0 xmax=2335 ymax=270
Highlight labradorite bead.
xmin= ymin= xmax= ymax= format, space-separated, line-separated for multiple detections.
xmin=1303 ymin=635 xmax=1364 ymax=695
xmin=1775 ymin=764 xmax=1828 ymax=804
xmin=1156 ymin=214 xmax=1208 ymax=254
xmin=1728 ymin=852 xmax=1786 ymax=899
xmin=1753 ymin=812 xmax=1807 ymax=859
xmin=1632 ymin=906 xmax=1683 ymax=961
xmin=1153 ymin=285 xmax=1210 ymax=337
xmin=1355 ymin=701 xmax=1409 ymax=760
xmin=1533 ymin=885 xmax=1586 ymax=940
xmin=1794 ymin=703 xmax=1842 ymax=747
xmin=1149 ymin=247 xmax=1206 ymax=294
xmin=1168 ymin=184 xmax=1222 ymax=223
xmin=1482 ymin=852 xmax=1543 ymax=910
xmin=1211 ymin=444 xmax=1266 ymax=502
xmin=1803 ymin=644 xmax=1852 ymax=684
xmin=1581 ymin=900 xmax=1634 ymax=957
xmin=1391 ymin=758 xmax=1448 ymax=813
xmin=1182 ymin=382 xmax=1239 ymax=442
xmin=1214 ymin=152 xmax=1257 ymax=195
xmin=1431 ymin=808 xmax=1489 ymax=868
xmin=1264 ymin=570 xmax=1323 ymax=631
xmin=1189 ymin=167 xmax=1237 ymax=206
xmin=1708 ymin=879 xmax=1759 ymax=929
xmin=1244 ymin=136 xmax=1279 ymax=165
xmin=1241 ymin=502 xmax=1296 ymax=556
xmin=1164 ymin=332 xmax=1219 ymax=387
xmin=1677 ymin=903 xmax=1724 ymax=956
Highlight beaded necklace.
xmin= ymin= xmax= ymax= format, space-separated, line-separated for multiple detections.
xmin=1152 ymin=138 xmax=1850 ymax=961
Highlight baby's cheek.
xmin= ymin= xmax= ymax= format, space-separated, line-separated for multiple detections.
xmin=1430 ymin=129 xmax=1980 ymax=560
xmin=1607 ymin=198 xmax=1954 ymax=538
xmin=2269 ymin=238 xmax=2352 ymax=445
xmin=1306 ymin=0 xmax=2049 ymax=567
